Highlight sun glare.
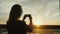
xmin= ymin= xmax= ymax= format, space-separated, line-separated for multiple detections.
xmin=33 ymin=19 xmax=42 ymax=26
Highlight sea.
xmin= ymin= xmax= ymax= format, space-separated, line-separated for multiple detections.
xmin=0 ymin=28 xmax=60 ymax=34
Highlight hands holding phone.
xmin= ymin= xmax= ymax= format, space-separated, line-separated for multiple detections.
xmin=23 ymin=14 xmax=33 ymax=25
xmin=23 ymin=14 xmax=32 ymax=21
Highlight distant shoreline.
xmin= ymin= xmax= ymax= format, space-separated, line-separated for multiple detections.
xmin=0 ymin=24 xmax=60 ymax=29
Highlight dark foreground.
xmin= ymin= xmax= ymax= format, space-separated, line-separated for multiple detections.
xmin=0 ymin=25 xmax=60 ymax=34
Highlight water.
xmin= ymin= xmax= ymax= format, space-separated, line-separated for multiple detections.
xmin=0 ymin=28 xmax=60 ymax=34
xmin=27 ymin=29 xmax=60 ymax=34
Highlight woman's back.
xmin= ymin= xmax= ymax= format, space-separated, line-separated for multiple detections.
xmin=7 ymin=20 xmax=28 ymax=34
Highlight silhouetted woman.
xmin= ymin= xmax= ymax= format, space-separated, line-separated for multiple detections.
xmin=7 ymin=4 xmax=33 ymax=34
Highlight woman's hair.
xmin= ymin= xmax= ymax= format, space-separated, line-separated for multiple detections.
xmin=8 ymin=4 xmax=23 ymax=21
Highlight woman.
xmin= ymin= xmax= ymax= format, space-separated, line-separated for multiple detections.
xmin=7 ymin=4 xmax=33 ymax=34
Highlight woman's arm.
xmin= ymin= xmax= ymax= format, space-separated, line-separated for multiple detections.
xmin=29 ymin=16 xmax=33 ymax=27
xmin=27 ymin=15 xmax=33 ymax=32
xmin=23 ymin=14 xmax=33 ymax=32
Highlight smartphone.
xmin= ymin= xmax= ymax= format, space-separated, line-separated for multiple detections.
xmin=25 ymin=14 xmax=31 ymax=17
xmin=23 ymin=14 xmax=31 ymax=21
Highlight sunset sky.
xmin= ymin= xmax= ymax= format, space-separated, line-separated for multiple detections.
xmin=0 ymin=0 xmax=59 ymax=25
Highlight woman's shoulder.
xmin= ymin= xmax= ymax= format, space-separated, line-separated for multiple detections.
xmin=18 ymin=20 xmax=26 ymax=23
xmin=18 ymin=20 xmax=27 ymax=25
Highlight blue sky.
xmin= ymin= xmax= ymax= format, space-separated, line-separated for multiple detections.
xmin=0 ymin=0 xmax=59 ymax=25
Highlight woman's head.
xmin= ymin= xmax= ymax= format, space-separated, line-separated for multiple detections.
xmin=9 ymin=4 xmax=23 ymax=20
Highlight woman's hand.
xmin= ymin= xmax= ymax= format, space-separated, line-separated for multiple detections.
xmin=23 ymin=14 xmax=33 ymax=25
xmin=29 ymin=15 xmax=32 ymax=21
xmin=23 ymin=14 xmax=32 ymax=21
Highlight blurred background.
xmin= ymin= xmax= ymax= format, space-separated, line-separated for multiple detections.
xmin=0 ymin=0 xmax=60 ymax=34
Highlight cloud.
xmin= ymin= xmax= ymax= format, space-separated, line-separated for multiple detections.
xmin=0 ymin=0 xmax=59 ymax=25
